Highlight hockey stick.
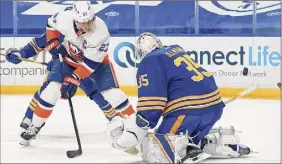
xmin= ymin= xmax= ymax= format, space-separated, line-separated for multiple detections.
xmin=224 ymin=66 xmax=280 ymax=104
xmin=66 ymin=95 xmax=83 ymax=158
xmin=2 ymin=51 xmax=84 ymax=157
xmin=223 ymin=84 xmax=259 ymax=105
xmin=0 ymin=53 xmax=48 ymax=66
xmin=179 ymin=84 xmax=259 ymax=163
xmin=57 ymin=54 xmax=83 ymax=158
xmin=223 ymin=67 xmax=261 ymax=105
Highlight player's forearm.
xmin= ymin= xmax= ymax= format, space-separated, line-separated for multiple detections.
xmin=19 ymin=33 xmax=47 ymax=59
xmin=20 ymin=40 xmax=42 ymax=59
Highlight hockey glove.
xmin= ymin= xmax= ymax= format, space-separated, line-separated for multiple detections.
xmin=106 ymin=115 xmax=148 ymax=150
xmin=5 ymin=49 xmax=22 ymax=64
xmin=61 ymin=73 xmax=81 ymax=99
xmin=46 ymin=39 xmax=68 ymax=59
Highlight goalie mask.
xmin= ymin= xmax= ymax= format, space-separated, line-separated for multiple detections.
xmin=73 ymin=1 xmax=96 ymax=32
xmin=135 ymin=32 xmax=162 ymax=61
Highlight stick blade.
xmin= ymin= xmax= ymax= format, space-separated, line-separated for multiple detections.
xmin=66 ymin=150 xmax=82 ymax=158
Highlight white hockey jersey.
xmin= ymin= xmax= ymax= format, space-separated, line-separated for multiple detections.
xmin=46 ymin=8 xmax=110 ymax=79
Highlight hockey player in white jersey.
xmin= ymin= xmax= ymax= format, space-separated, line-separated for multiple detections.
xmin=19 ymin=1 xmax=135 ymax=144
xmin=5 ymin=34 xmax=124 ymax=142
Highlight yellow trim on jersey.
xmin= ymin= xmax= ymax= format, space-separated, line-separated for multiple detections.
xmin=103 ymin=108 xmax=116 ymax=118
xmin=32 ymin=97 xmax=38 ymax=103
xmin=166 ymin=89 xmax=220 ymax=107
xmin=137 ymin=96 xmax=167 ymax=111
xmin=30 ymin=100 xmax=37 ymax=108
xmin=137 ymin=106 xmax=164 ymax=111
xmin=28 ymin=104 xmax=35 ymax=111
xmin=164 ymin=93 xmax=222 ymax=115
xmin=29 ymin=39 xmax=43 ymax=54
xmin=138 ymin=96 xmax=167 ymax=102
xmin=169 ymin=115 xmax=186 ymax=134
xmin=43 ymin=73 xmax=49 ymax=83
xmin=137 ymin=101 xmax=166 ymax=107
xmin=179 ymin=99 xmax=223 ymax=110
xmin=104 ymin=112 xmax=116 ymax=118
xmin=151 ymin=134 xmax=173 ymax=163
xmin=29 ymin=97 xmax=38 ymax=111
xmin=104 ymin=107 xmax=115 ymax=113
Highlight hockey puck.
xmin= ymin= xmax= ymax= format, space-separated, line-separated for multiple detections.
xmin=277 ymin=82 xmax=281 ymax=89
xmin=243 ymin=67 xmax=248 ymax=76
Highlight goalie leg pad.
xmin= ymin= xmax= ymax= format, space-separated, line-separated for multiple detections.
xmin=141 ymin=133 xmax=209 ymax=163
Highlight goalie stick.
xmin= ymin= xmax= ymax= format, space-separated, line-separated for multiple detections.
xmin=224 ymin=84 xmax=259 ymax=105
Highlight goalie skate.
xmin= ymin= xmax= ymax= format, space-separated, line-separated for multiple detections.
xmin=201 ymin=126 xmax=252 ymax=159
xmin=180 ymin=145 xmax=211 ymax=163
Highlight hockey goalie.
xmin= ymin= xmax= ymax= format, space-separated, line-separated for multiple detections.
xmin=105 ymin=32 xmax=251 ymax=163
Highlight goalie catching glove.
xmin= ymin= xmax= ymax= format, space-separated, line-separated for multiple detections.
xmin=105 ymin=114 xmax=148 ymax=150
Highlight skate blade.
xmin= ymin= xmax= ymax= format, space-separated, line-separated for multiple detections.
xmin=208 ymin=154 xmax=232 ymax=159
xmin=19 ymin=139 xmax=30 ymax=146
xmin=250 ymin=150 xmax=259 ymax=154
xmin=182 ymin=152 xmax=211 ymax=163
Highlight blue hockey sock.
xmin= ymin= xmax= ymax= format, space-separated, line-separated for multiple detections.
xmin=90 ymin=92 xmax=117 ymax=120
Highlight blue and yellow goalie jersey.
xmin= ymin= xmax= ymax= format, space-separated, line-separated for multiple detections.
xmin=136 ymin=45 xmax=225 ymax=128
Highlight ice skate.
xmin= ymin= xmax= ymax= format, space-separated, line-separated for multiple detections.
xmin=20 ymin=123 xmax=45 ymax=146
xmin=180 ymin=145 xmax=211 ymax=163
xmin=228 ymin=144 xmax=251 ymax=157
xmin=19 ymin=117 xmax=31 ymax=134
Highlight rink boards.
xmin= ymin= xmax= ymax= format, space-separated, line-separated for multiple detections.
xmin=0 ymin=37 xmax=280 ymax=99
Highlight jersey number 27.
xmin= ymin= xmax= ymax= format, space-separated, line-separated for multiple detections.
xmin=174 ymin=54 xmax=212 ymax=82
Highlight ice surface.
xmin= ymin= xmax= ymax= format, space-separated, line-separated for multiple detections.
xmin=1 ymin=95 xmax=280 ymax=163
